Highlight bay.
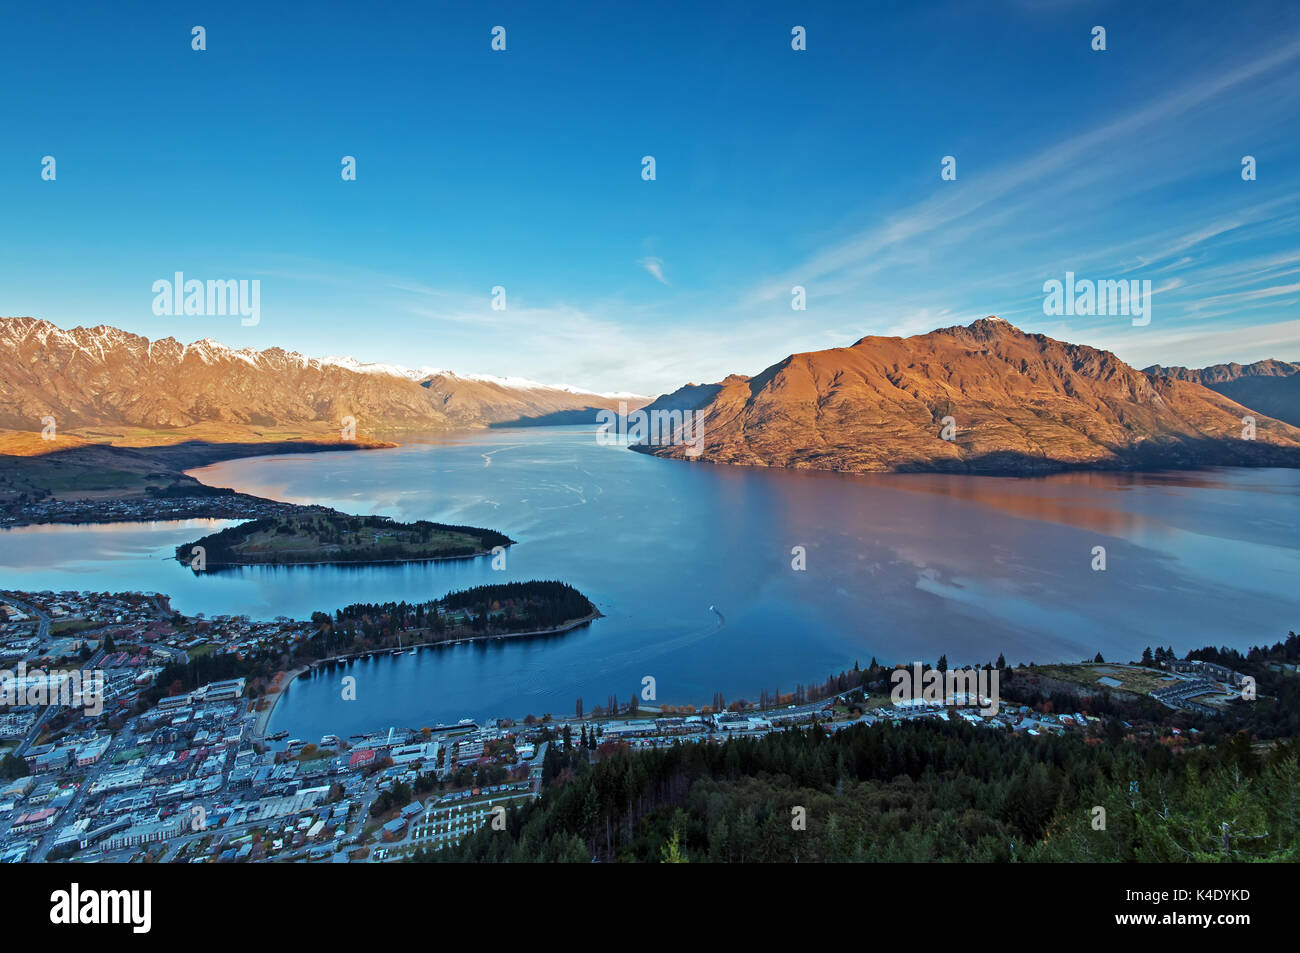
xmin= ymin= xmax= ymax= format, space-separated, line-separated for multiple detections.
xmin=2 ymin=425 xmax=1296 ymax=736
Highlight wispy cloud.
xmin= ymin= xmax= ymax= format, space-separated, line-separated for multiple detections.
xmin=1084 ymin=318 xmax=1300 ymax=370
xmin=177 ymin=33 xmax=1300 ymax=393
xmin=638 ymin=257 xmax=669 ymax=285
xmin=744 ymin=37 xmax=1300 ymax=305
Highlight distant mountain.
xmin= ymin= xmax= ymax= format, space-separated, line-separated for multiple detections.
xmin=640 ymin=317 xmax=1300 ymax=474
xmin=0 ymin=318 xmax=644 ymax=435
xmin=417 ymin=372 xmax=644 ymax=429
xmin=643 ymin=380 xmax=730 ymax=413
xmin=1145 ymin=360 xmax=1300 ymax=427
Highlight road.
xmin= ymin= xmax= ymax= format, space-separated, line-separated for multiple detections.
xmin=375 ymin=788 xmax=536 ymax=861
xmin=2 ymin=592 xmax=109 ymax=758
xmin=29 ymin=724 xmax=135 ymax=862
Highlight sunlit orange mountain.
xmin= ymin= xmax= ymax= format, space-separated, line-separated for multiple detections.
xmin=0 ymin=317 xmax=645 ymax=437
xmin=642 ymin=317 xmax=1300 ymax=474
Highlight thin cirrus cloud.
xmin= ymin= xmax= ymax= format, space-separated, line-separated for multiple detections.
xmin=638 ymin=257 xmax=669 ymax=285
xmin=162 ymin=33 xmax=1300 ymax=392
xmin=1082 ymin=318 xmax=1300 ymax=371
xmin=734 ymin=35 xmax=1300 ymax=370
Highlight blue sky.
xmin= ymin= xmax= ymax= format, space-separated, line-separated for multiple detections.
xmin=2 ymin=0 xmax=1299 ymax=395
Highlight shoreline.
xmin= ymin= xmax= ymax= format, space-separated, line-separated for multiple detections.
xmin=634 ymin=442 xmax=1300 ymax=478
xmin=323 ymin=609 xmax=602 ymax=661
xmin=183 ymin=548 xmax=501 ymax=571
xmin=0 ymin=437 xmax=397 ymax=529
xmin=252 ymin=651 xmax=1202 ymax=751
xmin=10 ymin=428 xmax=1296 ymax=531
xmin=252 ymin=664 xmax=310 ymax=740
xmin=251 ymin=610 xmax=602 ymax=737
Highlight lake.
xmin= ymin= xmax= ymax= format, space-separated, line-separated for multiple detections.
xmin=2 ymin=426 xmax=1297 ymax=737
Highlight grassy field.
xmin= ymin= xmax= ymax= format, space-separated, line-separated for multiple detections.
xmin=0 ymin=425 xmax=394 ymax=502
xmin=49 ymin=618 xmax=97 ymax=635
xmin=1028 ymin=663 xmax=1181 ymax=695
xmin=232 ymin=520 xmax=483 ymax=558
xmin=0 ymin=445 xmax=171 ymax=501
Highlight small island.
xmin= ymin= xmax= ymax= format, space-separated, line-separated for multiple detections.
xmin=175 ymin=512 xmax=513 ymax=571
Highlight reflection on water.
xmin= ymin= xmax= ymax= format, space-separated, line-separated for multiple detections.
xmin=1 ymin=427 xmax=1296 ymax=736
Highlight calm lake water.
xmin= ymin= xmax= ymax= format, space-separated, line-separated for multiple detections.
xmin=2 ymin=426 xmax=1297 ymax=737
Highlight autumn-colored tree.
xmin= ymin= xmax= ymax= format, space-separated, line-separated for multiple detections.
xmin=660 ymin=827 xmax=688 ymax=863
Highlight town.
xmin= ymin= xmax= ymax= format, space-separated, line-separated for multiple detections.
xmin=1 ymin=488 xmax=329 ymax=530
xmin=0 ymin=587 xmax=1277 ymax=865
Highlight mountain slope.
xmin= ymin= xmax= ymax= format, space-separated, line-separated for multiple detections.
xmin=1146 ymin=360 xmax=1300 ymax=427
xmin=0 ymin=317 xmax=642 ymax=435
xmin=418 ymin=372 xmax=642 ymax=428
xmin=641 ymin=318 xmax=1300 ymax=474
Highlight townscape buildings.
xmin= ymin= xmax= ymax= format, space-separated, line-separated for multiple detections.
xmin=0 ymin=588 xmax=1245 ymax=864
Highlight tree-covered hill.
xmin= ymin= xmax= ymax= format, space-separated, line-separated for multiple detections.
xmin=176 ymin=512 xmax=511 ymax=568
xmin=417 ymin=720 xmax=1299 ymax=863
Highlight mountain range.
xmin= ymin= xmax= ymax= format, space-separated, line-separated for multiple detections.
xmin=1145 ymin=359 xmax=1300 ymax=428
xmin=641 ymin=317 xmax=1300 ymax=474
xmin=0 ymin=317 xmax=644 ymax=437
xmin=3 ymin=315 xmax=1299 ymax=480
